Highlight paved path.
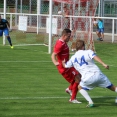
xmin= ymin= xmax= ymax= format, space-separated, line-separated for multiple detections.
xmin=93 ymin=33 xmax=117 ymax=43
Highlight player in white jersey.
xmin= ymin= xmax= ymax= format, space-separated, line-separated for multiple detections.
xmin=62 ymin=40 xmax=117 ymax=107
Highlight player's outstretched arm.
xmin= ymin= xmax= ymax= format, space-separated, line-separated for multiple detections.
xmin=93 ymin=56 xmax=109 ymax=69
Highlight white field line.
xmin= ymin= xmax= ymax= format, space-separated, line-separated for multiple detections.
xmin=0 ymin=96 xmax=116 ymax=100
xmin=0 ymin=61 xmax=117 ymax=68
xmin=8 ymin=44 xmax=47 ymax=46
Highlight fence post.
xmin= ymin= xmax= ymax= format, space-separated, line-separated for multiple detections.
xmin=116 ymin=19 xmax=117 ymax=34
xmin=10 ymin=14 xmax=12 ymax=29
xmin=48 ymin=0 xmax=52 ymax=54
xmin=112 ymin=19 xmax=114 ymax=43
xmin=3 ymin=0 xmax=6 ymax=45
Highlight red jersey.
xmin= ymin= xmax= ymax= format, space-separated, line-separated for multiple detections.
xmin=53 ymin=39 xmax=70 ymax=74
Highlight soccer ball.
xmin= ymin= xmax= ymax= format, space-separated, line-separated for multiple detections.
xmin=58 ymin=11 xmax=62 ymax=15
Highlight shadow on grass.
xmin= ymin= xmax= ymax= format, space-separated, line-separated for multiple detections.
xmin=92 ymin=97 xmax=117 ymax=107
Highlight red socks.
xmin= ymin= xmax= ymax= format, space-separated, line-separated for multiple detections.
xmin=71 ymin=82 xmax=78 ymax=100
xmin=68 ymin=81 xmax=74 ymax=90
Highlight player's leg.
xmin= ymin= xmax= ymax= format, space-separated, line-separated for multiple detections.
xmin=6 ymin=36 xmax=13 ymax=46
xmin=96 ymin=30 xmax=101 ymax=40
xmin=97 ymin=72 xmax=117 ymax=94
xmin=99 ymin=78 xmax=117 ymax=92
xmin=78 ymin=85 xmax=94 ymax=107
xmin=97 ymin=72 xmax=116 ymax=91
xmin=70 ymin=73 xmax=80 ymax=98
xmin=78 ymin=72 xmax=101 ymax=107
xmin=99 ymin=28 xmax=104 ymax=41
xmin=69 ymin=70 xmax=82 ymax=103
xmin=107 ymin=85 xmax=117 ymax=92
xmin=98 ymin=32 xmax=101 ymax=39
xmin=3 ymin=28 xmax=13 ymax=48
xmin=62 ymin=72 xmax=73 ymax=97
xmin=66 ymin=75 xmax=80 ymax=96
xmin=65 ymin=82 xmax=74 ymax=96
xmin=100 ymin=29 xmax=104 ymax=41
xmin=65 ymin=76 xmax=80 ymax=97
xmin=62 ymin=68 xmax=81 ymax=103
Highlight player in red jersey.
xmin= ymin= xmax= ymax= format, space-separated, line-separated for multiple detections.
xmin=51 ymin=29 xmax=81 ymax=103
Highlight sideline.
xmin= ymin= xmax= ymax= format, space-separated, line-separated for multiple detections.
xmin=0 ymin=96 xmax=116 ymax=100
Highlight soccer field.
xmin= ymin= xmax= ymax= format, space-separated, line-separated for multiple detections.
xmin=0 ymin=41 xmax=117 ymax=117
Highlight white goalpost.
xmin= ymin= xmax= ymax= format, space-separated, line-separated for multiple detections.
xmin=3 ymin=0 xmax=7 ymax=45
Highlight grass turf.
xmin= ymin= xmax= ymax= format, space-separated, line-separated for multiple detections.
xmin=0 ymin=41 xmax=117 ymax=117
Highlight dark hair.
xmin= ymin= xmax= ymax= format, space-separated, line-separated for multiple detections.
xmin=62 ymin=29 xmax=71 ymax=36
xmin=75 ymin=39 xmax=85 ymax=50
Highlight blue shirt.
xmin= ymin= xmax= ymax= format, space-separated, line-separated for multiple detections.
xmin=97 ymin=20 xmax=104 ymax=29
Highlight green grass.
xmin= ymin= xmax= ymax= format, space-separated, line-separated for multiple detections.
xmin=0 ymin=31 xmax=47 ymax=45
xmin=0 ymin=41 xmax=117 ymax=117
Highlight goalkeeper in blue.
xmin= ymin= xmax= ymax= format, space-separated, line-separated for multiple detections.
xmin=62 ymin=39 xmax=117 ymax=107
xmin=0 ymin=15 xmax=13 ymax=48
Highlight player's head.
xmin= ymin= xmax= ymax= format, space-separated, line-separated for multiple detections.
xmin=61 ymin=29 xmax=71 ymax=42
xmin=75 ymin=40 xmax=85 ymax=51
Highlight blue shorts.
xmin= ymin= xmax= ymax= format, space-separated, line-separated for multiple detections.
xmin=97 ymin=28 xmax=104 ymax=33
xmin=0 ymin=28 xmax=9 ymax=36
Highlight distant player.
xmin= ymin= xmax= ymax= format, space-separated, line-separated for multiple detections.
xmin=96 ymin=18 xmax=104 ymax=41
xmin=93 ymin=18 xmax=101 ymax=40
xmin=0 ymin=15 xmax=13 ymax=48
xmin=62 ymin=40 xmax=117 ymax=107
xmin=51 ymin=29 xmax=81 ymax=103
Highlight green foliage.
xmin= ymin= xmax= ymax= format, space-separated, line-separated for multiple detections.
xmin=0 ymin=42 xmax=117 ymax=117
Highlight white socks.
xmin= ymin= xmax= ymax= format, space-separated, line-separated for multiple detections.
xmin=79 ymin=87 xmax=117 ymax=104
xmin=115 ymin=87 xmax=117 ymax=92
xmin=79 ymin=89 xmax=93 ymax=104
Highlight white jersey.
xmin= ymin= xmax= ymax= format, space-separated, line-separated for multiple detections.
xmin=65 ymin=50 xmax=101 ymax=80
xmin=65 ymin=49 xmax=112 ymax=90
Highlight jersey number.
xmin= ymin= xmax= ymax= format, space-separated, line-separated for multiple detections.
xmin=74 ymin=55 xmax=88 ymax=66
